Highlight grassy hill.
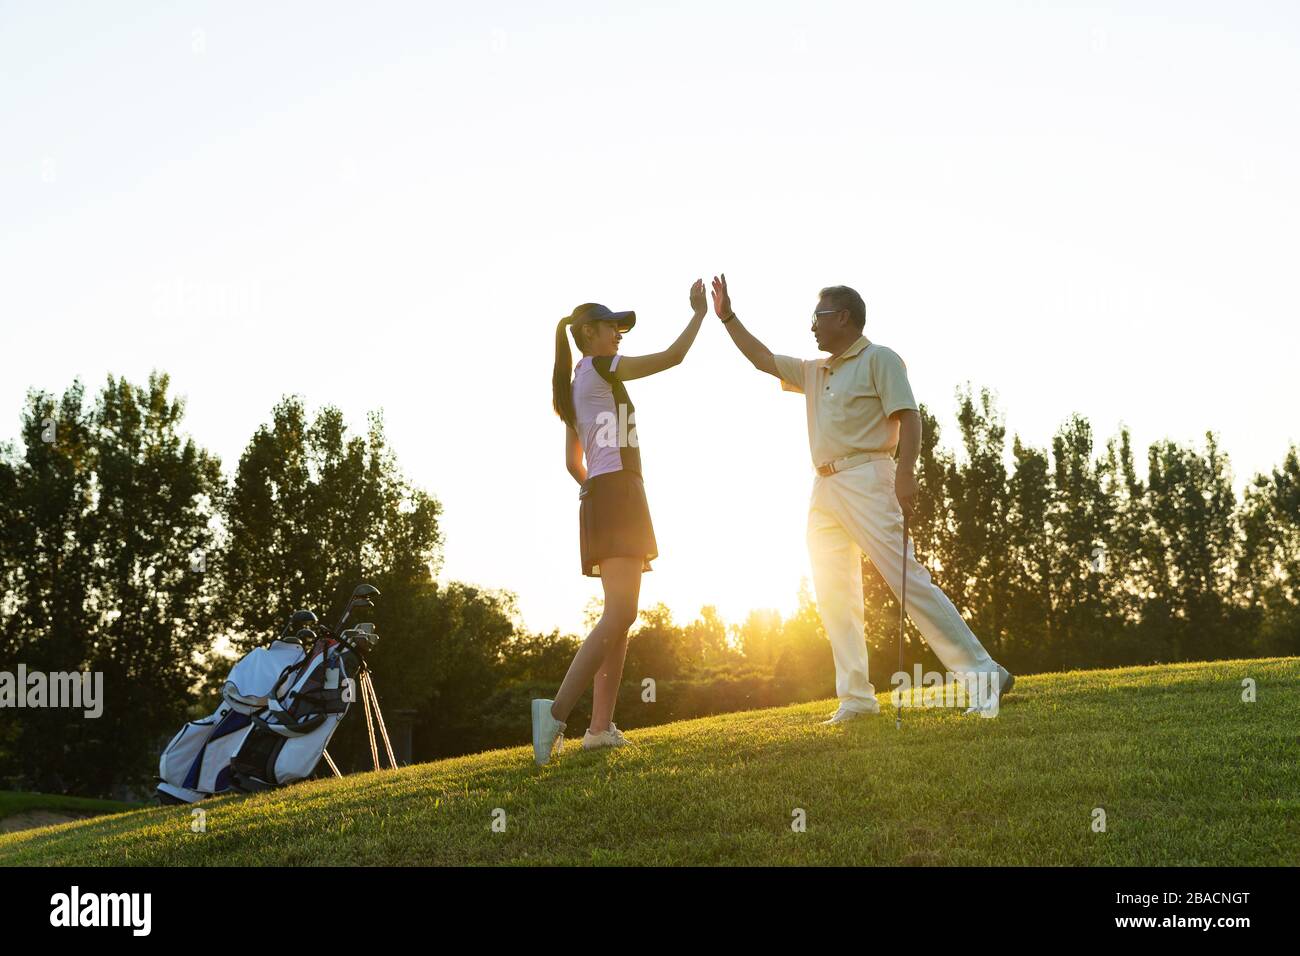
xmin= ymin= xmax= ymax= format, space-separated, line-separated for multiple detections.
xmin=2 ymin=657 xmax=1297 ymax=866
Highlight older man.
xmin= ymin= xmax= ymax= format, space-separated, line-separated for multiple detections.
xmin=712 ymin=275 xmax=1012 ymax=721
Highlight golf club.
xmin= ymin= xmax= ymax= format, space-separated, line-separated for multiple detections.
xmin=897 ymin=513 xmax=908 ymax=730
xmin=334 ymin=583 xmax=381 ymax=633
xmin=280 ymin=609 xmax=318 ymax=641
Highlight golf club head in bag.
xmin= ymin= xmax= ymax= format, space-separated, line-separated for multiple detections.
xmin=334 ymin=583 xmax=380 ymax=634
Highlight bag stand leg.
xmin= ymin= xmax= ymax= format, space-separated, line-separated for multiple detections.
xmin=361 ymin=671 xmax=381 ymax=770
xmin=319 ymin=671 xmax=400 ymax=779
xmin=361 ymin=670 xmax=398 ymax=771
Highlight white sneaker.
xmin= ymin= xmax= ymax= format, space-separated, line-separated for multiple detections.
xmin=531 ymin=699 xmax=566 ymax=765
xmin=582 ymin=724 xmax=631 ymax=750
xmin=821 ymin=700 xmax=880 ymax=725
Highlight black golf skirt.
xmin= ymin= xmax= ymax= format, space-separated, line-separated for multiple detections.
xmin=579 ymin=469 xmax=658 ymax=577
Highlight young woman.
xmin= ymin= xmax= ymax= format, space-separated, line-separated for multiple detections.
xmin=533 ymin=280 xmax=707 ymax=765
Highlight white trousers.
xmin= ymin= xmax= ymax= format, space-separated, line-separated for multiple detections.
xmin=807 ymin=457 xmax=997 ymax=711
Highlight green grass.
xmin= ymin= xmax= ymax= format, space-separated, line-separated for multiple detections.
xmin=2 ymin=657 xmax=1297 ymax=866
xmin=0 ymin=791 xmax=141 ymax=821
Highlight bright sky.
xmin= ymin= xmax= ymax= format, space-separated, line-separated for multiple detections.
xmin=4 ymin=1 xmax=1298 ymax=638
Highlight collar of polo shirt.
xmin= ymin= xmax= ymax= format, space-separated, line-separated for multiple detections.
xmin=819 ymin=334 xmax=871 ymax=369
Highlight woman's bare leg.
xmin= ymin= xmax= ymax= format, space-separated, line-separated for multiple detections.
xmin=590 ymin=626 xmax=631 ymax=734
xmin=551 ymin=556 xmax=642 ymax=725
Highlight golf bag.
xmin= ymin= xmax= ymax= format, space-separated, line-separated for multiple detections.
xmin=157 ymin=639 xmax=307 ymax=803
xmin=157 ymin=585 xmax=394 ymax=805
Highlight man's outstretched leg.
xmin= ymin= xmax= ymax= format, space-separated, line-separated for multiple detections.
xmin=824 ymin=461 xmax=1013 ymax=713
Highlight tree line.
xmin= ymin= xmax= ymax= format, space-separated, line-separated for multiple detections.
xmin=1 ymin=374 xmax=1295 ymax=796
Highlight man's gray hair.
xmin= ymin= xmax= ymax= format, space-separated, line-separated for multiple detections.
xmin=819 ymin=285 xmax=866 ymax=330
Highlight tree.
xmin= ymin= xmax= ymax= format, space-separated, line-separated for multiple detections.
xmin=773 ymin=581 xmax=834 ymax=696
xmin=736 ymin=607 xmax=784 ymax=670
xmin=1046 ymin=414 xmax=1117 ymax=668
xmin=219 ymin=395 xmax=456 ymax=763
xmin=0 ymin=383 xmax=98 ymax=791
xmin=625 ymin=603 xmax=689 ymax=683
xmin=683 ymin=605 xmax=740 ymax=671
xmin=1137 ymin=434 xmax=1242 ymax=662
xmin=1238 ymin=445 xmax=1300 ymax=655
xmin=1004 ymin=435 xmax=1053 ymax=671
xmin=221 ymin=397 xmax=443 ymax=651
xmin=946 ymin=385 xmax=1012 ymax=661
xmin=0 ymin=375 xmax=224 ymax=794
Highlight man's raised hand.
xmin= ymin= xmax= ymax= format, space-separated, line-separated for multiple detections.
xmin=710 ymin=274 xmax=732 ymax=320
xmin=710 ymin=273 xmax=777 ymax=375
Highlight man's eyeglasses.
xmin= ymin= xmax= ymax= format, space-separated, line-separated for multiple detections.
xmin=812 ymin=309 xmax=842 ymax=322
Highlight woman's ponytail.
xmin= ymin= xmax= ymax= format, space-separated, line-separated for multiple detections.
xmin=552 ymin=315 xmax=577 ymax=430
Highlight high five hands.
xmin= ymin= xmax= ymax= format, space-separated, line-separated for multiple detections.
xmin=690 ymin=278 xmax=707 ymax=318
xmin=705 ymin=270 xmax=918 ymax=518
xmin=710 ymin=274 xmax=731 ymax=319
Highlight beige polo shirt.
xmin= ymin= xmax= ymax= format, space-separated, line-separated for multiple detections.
xmin=772 ymin=335 xmax=919 ymax=467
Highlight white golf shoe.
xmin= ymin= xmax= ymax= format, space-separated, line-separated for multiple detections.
xmin=531 ymin=699 xmax=566 ymax=765
xmin=821 ymin=699 xmax=880 ymax=725
xmin=963 ymin=665 xmax=1014 ymax=717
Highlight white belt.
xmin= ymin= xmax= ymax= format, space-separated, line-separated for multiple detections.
xmin=815 ymin=450 xmax=892 ymax=476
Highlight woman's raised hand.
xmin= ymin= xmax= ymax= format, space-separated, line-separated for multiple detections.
xmin=710 ymin=273 xmax=731 ymax=319
xmin=689 ymin=278 xmax=707 ymax=318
